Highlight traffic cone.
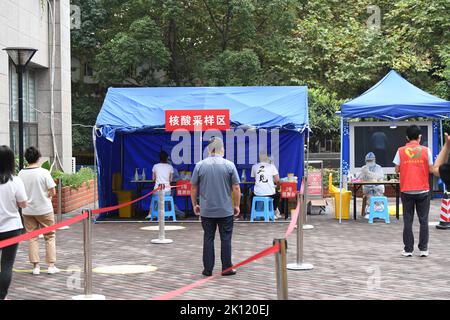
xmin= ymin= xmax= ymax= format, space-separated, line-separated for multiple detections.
xmin=437 ymin=192 xmax=450 ymax=230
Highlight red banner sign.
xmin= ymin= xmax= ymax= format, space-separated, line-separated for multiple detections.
xmin=176 ymin=180 xmax=191 ymax=196
xmin=307 ymin=171 xmax=323 ymax=196
xmin=165 ymin=109 xmax=230 ymax=131
xmin=280 ymin=182 xmax=297 ymax=199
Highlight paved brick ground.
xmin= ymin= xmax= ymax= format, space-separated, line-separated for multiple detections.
xmin=7 ymin=198 xmax=450 ymax=300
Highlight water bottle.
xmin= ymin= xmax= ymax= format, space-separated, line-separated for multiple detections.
xmin=241 ymin=168 xmax=246 ymax=182
xmin=134 ymin=168 xmax=139 ymax=181
xmin=142 ymin=168 xmax=146 ymax=181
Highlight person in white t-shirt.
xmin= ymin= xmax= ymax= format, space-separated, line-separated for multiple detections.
xmin=152 ymin=151 xmax=174 ymax=193
xmin=0 ymin=145 xmax=28 ymax=300
xmin=18 ymin=147 xmax=59 ymax=275
xmin=146 ymin=151 xmax=174 ymax=219
xmin=251 ymin=153 xmax=281 ymax=218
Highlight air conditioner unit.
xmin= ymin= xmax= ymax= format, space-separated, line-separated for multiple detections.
xmin=71 ymin=157 xmax=76 ymax=173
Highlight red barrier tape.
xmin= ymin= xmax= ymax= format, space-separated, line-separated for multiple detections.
xmin=284 ymin=200 xmax=300 ymax=239
xmin=152 ymin=198 xmax=303 ymax=300
xmin=91 ymin=185 xmax=181 ymax=215
xmin=152 ymin=243 xmax=280 ymax=300
xmin=0 ymin=185 xmax=180 ymax=249
xmin=91 ymin=188 xmax=159 ymax=215
xmin=0 ymin=211 xmax=88 ymax=250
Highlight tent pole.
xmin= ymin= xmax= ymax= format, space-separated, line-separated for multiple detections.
xmin=440 ymin=119 xmax=446 ymax=192
xmin=339 ymin=117 xmax=343 ymax=224
xmin=303 ymin=129 xmax=313 ymax=229
xmin=121 ymin=133 xmax=124 ymax=183
xmin=92 ymin=126 xmax=98 ymax=211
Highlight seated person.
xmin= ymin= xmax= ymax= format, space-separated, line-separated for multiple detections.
xmin=146 ymin=151 xmax=174 ymax=219
xmin=250 ymin=152 xmax=281 ymax=218
xmin=152 ymin=151 xmax=173 ymax=194
xmin=357 ymin=152 xmax=385 ymax=218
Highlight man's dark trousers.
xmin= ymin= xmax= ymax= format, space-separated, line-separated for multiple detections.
xmin=201 ymin=216 xmax=233 ymax=272
xmin=401 ymin=192 xmax=430 ymax=253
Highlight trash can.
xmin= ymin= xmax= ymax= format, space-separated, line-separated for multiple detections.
xmin=115 ymin=191 xmax=134 ymax=218
xmin=332 ymin=191 xmax=351 ymax=220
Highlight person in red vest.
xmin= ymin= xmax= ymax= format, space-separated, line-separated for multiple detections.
xmin=393 ymin=125 xmax=433 ymax=257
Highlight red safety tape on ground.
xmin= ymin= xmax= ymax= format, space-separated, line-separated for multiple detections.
xmin=152 ymin=243 xmax=280 ymax=300
xmin=0 ymin=211 xmax=88 ymax=250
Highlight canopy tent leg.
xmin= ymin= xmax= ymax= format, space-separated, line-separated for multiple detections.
xmin=339 ymin=117 xmax=343 ymax=224
xmin=440 ymin=119 xmax=446 ymax=192
xmin=303 ymin=129 xmax=313 ymax=229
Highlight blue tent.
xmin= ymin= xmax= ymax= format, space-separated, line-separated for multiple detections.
xmin=337 ymin=70 xmax=450 ymax=222
xmin=341 ymin=70 xmax=450 ymax=120
xmin=95 ymin=86 xmax=309 ymax=219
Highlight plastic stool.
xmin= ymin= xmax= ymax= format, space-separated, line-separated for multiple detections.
xmin=149 ymin=195 xmax=177 ymax=221
xmin=368 ymin=196 xmax=390 ymax=224
xmin=250 ymin=197 xmax=275 ymax=222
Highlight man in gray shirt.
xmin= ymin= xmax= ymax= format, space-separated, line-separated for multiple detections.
xmin=191 ymin=136 xmax=241 ymax=276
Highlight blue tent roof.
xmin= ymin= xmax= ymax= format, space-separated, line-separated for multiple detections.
xmin=341 ymin=70 xmax=450 ymax=120
xmin=96 ymin=86 xmax=308 ymax=140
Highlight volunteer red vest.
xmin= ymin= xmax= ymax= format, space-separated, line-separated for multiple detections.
xmin=398 ymin=141 xmax=430 ymax=192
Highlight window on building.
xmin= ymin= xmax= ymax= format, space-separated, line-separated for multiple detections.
xmin=9 ymin=64 xmax=38 ymax=154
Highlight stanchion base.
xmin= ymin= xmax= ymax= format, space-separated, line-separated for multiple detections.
xmin=58 ymin=226 xmax=70 ymax=230
xmin=72 ymin=294 xmax=106 ymax=300
xmin=287 ymin=263 xmax=314 ymax=270
xmin=303 ymin=224 xmax=314 ymax=230
xmin=151 ymin=239 xmax=174 ymax=244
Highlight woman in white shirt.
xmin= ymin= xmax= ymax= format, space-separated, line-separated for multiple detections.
xmin=145 ymin=151 xmax=173 ymax=219
xmin=152 ymin=151 xmax=174 ymax=194
xmin=0 ymin=145 xmax=28 ymax=300
xmin=18 ymin=147 xmax=58 ymax=275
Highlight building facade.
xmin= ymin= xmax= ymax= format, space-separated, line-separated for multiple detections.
xmin=0 ymin=0 xmax=72 ymax=172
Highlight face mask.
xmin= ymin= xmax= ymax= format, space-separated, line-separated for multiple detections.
xmin=366 ymin=161 xmax=375 ymax=168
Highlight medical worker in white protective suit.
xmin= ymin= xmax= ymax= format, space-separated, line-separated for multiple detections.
xmin=358 ymin=152 xmax=385 ymax=218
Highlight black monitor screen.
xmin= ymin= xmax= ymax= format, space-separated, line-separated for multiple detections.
xmin=353 ymin=125 xmax=429 ymax=168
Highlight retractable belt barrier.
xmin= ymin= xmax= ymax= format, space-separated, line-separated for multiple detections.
xmin=0 ymin=185 xmax=302 ymax=300
xmin=0 ymin=187 xmax=163 ymax=250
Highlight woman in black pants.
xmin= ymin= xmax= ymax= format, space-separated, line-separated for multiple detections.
xmin=0 ymin=146 xmax=28 ymax=300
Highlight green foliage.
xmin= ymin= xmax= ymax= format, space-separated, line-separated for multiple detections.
xmin=308 ymin=87 xmax=344 ymax=144
xmin=41 ymin=160 xmax=51 ymax=171
xmin=52 ymin=167 xmax=96 ymax=190
xmin=202 ymin=49 xmax=261 ymax=86
xmin=71 ymin=0 xmax=450 ymax=158
xmin=71 ymin=93 xmax=103 ymax=151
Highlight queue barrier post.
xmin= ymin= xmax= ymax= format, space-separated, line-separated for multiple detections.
xmin=287 ymin=177 xmax=314 ymax=271
xmin=151 ymin=186 xmax=173 ymax=244
xmin=72 ymin=209 xmax=105 ymax=300
xmin=273 ymin=238 xmax=288 ymax=300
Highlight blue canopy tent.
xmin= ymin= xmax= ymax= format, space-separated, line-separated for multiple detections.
xmin=94 ymin=86 xmax=309 ymax=220
xmin=337 ymin=70 xmax=450 ymax=222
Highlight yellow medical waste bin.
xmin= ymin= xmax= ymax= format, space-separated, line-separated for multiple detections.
xmin=332 ymin=191 xmax=351 ymax=220
xmin=328 ymin=173 xmax=351 ymax=219
xmin=115 ymin=191 xmax=134 ymax=218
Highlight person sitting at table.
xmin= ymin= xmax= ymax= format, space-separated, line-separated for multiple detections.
xmin=357 ymin=152 xmax=385 ymax=218
xmin=152 ymin=151 xmax=173 ymax=195
xmin=250 ymin=152 xmax=281 ymax=219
